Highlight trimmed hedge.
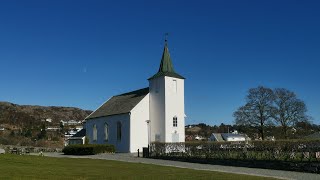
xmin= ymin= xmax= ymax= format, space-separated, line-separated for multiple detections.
xmin=62 ymin=144 xmax=115 ymax=155
xmin=150 ymin=140 xmax=320 ymax=162
xmin=149 ymin=140 xmax=320 ymax=173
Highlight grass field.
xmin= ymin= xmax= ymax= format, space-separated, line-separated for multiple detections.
xmin=0 ymin=154 xmax=276 ymax=179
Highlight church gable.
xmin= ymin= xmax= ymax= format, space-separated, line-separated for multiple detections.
xmin=86 ymin=87 xmax=149 ymax=120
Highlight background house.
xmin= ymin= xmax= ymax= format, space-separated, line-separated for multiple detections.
xmin=209 ymin=133 xmax=249 ymax=142
xmin=68 ymin=129 xmax=86 ymax=145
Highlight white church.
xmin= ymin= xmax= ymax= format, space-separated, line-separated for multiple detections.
xmin=85 ymin=40 xmax=185 ymax=153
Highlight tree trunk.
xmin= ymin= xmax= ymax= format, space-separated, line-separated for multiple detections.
xmin=283 ymin=125 xmax=288 ymax=139
xmin=260 ymin=116 xmax=265 ymax=140
xmin=260 ymin=125 xmax=265 ymax=140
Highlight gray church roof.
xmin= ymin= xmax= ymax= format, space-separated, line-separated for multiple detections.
xmin=85 ymin=87 xmax=149 ymax=120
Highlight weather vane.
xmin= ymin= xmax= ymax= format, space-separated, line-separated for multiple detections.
xmin=165 ymin=33 xmax=169 ymax=42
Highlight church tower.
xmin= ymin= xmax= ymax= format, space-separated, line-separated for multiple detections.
xmin=148 ymin=40 xmax=185 ymax=143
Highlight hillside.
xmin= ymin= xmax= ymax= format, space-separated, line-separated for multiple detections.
xmin=0 ymin=101 xmax=92 ymax=128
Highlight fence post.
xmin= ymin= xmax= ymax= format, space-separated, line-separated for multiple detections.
xmin=137 ymin=149 xmax=140 ymax=157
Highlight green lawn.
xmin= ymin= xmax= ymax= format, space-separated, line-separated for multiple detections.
xmin=0 ymin=154 xmax=276 ymax=180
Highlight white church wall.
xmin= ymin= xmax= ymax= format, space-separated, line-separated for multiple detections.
xmin=130 ymin=94 xmax=149 ymax=152
xmin=149 ymin=77 xmax=166 ymax=142
xmin=164 ymin=77 xmax=185 ymax=142
xmin=149 ymin=76 xmax=185 ymax=143
xmin=85 ymin=113 xmax=130 ymax=152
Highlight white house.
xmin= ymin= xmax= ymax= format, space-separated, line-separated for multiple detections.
xmin=68 ymin=129 xmax=86 ymax=145
xmin=85 ymin=40 xmax=186 ymax=152
xmin=209 ymin=133 xmax=248 ymax=142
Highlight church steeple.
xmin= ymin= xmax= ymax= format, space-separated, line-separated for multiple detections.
xmin=148 ymin=39 xmax=185 ymax=80
xmin=149 ymin=37 xmax=186 ymax=144
xmin=158 ymin=41 xmax=175 ymax=73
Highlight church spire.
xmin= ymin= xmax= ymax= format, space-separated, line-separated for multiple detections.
xmin=158 ymin=38 xmax=175 ymax=73
xmin=148 ymin=37 xmax=185 ymax=80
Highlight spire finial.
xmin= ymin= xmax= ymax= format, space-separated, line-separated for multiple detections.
xmin=164 ymin=33 xmax=169 ymax=44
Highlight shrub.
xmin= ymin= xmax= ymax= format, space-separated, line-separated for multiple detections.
xmin=62 ymin=144 xmax=115 ymax=155
xmin=51 ymin=137 xmax=60 ymax=141
xmin=150 ymin=140 xmax=320 ymax=162
xmin=149 ymin=140 xmax=320 ymax=173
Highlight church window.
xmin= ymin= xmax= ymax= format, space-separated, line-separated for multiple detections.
xmin=155 ymin=80 xmax=159 ymax=93
xmin=104 ymin=123 xmax=109 ymax=141
xmin=93 ymin=124 xmax=97 ymax=141
xmin=117 ymin=122 xmax=122 ymax=141
xmin=173 ymin=117 xmax=178 ymax=127
xmin=173 ymin=80 xmax=177 ymax=93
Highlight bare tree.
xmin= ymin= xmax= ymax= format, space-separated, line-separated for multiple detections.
xmin=273 ymin=88 xmax=308 ymax=138
xmin=234 ymin=86 xmax=275 ymax=140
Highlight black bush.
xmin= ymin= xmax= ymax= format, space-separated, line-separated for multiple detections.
xmin=62 ymin=144 xmax=115 ymax=155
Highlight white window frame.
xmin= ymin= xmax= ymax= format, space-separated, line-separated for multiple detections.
xmin=173 ymin=116 xmax=178 ymax=127
xmin=104 ymin=123 xmax=109 ymax=141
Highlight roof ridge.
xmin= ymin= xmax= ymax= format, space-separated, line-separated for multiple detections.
xmin=115 ymin=87 xmax=149 ymax=97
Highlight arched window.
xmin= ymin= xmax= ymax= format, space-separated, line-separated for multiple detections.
xmin=104 ymin=123 xmax=109 ymax=141
xmin=173 ymin=79 xmax=177 ymax=93
xmin=93 ymin=124 xmax=97 ymax=141
xmin=173 ymin=116 xmax=178 ymax=127
xmin=117 ymin=122 xmax=122 ymax=141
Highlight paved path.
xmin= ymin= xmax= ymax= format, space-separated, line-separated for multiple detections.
xmin=41 ymin=152 xmax=319 ymax=180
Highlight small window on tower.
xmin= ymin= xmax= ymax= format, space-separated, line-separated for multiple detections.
xmin=173 ymin=116 xmax=178 ymax=127
xmin=173 ymin=80 xmax=177 ymax=93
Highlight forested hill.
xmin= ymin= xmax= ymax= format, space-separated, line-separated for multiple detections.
xmin=0 ymin=101 xmax=92 ymax=128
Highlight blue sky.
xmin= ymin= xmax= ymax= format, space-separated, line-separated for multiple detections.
xmin=0 ymin=0 xmax=319 ymax=125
